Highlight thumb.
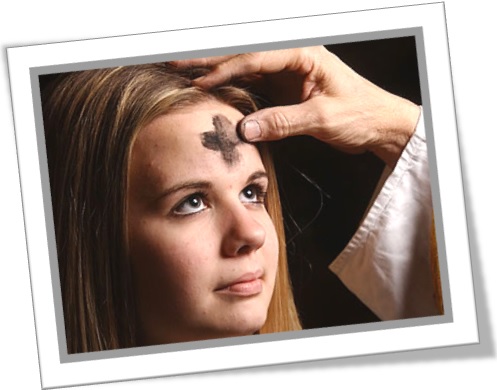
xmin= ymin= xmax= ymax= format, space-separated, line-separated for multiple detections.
xmin=239 ymin=102 xmax=321 ymax=142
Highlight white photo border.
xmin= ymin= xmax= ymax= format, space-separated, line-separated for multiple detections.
xmin=7 ymin=3 xmax=478 ymax=388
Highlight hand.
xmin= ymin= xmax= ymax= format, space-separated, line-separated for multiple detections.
xmin=172 ymin=47 xmax=421 ymax=167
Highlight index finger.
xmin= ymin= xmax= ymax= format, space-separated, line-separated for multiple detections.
xmin=169 ymin=55 xmax=237 ymax=68
xmin=188 ymin=49 xmax=311 ymax=89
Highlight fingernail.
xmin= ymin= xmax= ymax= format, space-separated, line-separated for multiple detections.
xmin=242 ymin=120 xmax=261 ymax=141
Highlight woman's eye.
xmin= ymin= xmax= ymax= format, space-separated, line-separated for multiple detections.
xmin=173 ymin=194 xmax=207 ymax=216
xmin=240 ymin=184 xmax=267 ymax=204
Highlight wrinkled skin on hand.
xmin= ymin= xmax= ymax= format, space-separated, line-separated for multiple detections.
xmin=172 ymin=46 xmax=420 ymax=168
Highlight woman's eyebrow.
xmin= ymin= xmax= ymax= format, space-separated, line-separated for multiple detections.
xmin=246 ymin=170 xmax=268 ymax=184
xmin=159 ymin=181 xmax=212 ymax=199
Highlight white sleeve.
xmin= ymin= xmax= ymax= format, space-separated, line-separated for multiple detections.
xmin=329 ymin=109 xmax=440 ymax=320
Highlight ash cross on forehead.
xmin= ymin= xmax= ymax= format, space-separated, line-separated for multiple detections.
xmin=201 ymin=114 xmax=243 ymax=167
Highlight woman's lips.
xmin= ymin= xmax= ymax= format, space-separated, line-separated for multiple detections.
xmin=216 ymin=271 xmax=263 ymax=297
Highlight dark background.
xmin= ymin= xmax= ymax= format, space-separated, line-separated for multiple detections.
xmin=272 ymin=36 xmax=422 ymax=328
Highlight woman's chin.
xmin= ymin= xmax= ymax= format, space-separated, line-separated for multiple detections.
xmin=211 ymin=312 xmax=268 ymax=340
xmin=231 ymin=322 xmax=265 ymax=338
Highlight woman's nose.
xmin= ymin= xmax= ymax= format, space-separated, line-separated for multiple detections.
xmin=221 ymin=204 xmax=266 ymax=258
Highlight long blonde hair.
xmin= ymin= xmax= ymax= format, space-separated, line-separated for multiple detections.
xmin=41 ymin=63 xmax=301 ymax=354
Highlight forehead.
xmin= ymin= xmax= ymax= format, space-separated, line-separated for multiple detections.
xmin=130 ymin=100 xmax=264 ymax=189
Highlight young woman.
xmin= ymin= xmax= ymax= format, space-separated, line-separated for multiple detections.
xmin=41 ymin=63 xmax=301 ymax=353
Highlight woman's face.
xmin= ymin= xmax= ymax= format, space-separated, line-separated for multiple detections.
xmin=127 ymin=100 xmax=279 ymax=345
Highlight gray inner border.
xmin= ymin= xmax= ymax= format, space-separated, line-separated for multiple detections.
xmin=29 ymin=26 xmax=453 ymax=367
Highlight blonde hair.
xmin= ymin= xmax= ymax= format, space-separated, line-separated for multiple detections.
xmin=41 ymin=63 xmax=301 ymax=354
